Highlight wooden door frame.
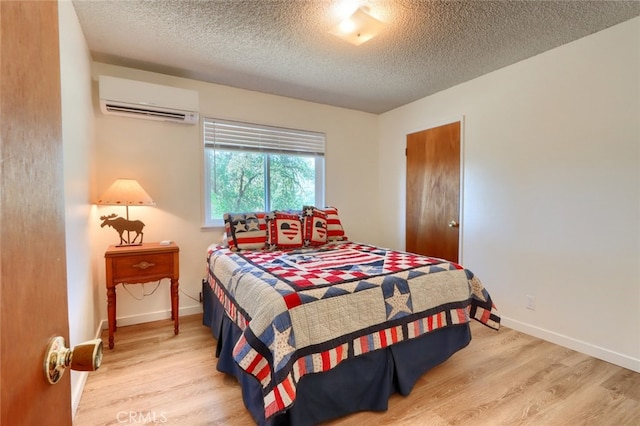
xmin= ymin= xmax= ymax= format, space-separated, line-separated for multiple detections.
xmin=404 ymin=115 xmax=465 ymax=263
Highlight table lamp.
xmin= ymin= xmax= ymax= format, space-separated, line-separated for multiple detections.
xmin=97 ymin=178 xmax=156 ymax=246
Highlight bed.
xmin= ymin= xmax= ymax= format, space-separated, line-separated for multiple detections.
xmin=202 ymin=208 xmax=500 ymax=425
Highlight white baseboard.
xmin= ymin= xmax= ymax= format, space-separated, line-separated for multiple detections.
xmin=100 ymin=304 xmax=203 ymax=329
xmin=501 ymin=316 xmax=640 ymax=373
xmin=71 ymin=372 xmax=88 ymax=420
xmin=71 ymin=319 xmax=107 ymax=420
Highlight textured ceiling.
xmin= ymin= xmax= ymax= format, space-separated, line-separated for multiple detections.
xmin=72 ymin=0 xmax=640 ymax=114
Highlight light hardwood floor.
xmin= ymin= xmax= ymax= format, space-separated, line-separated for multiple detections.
xmin=73 ymin=315 xmax=640 ymax=426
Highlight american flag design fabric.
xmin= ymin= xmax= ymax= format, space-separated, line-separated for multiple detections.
xmin=322 ymin=206 xmax=348 ymax=241
xmin=302 ymin=206 xmax=328 ymax=246
xmin=223 ymin=212 xmax=268 ymax=251
xmin=207 ymin=241 xmax=500 ymax=420
xmin=266 ymin=211 xmax=304 ymax=249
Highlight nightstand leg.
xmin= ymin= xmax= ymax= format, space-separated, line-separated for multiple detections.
xmin=171 ymin=278 xmax=179 ymax=334
xmin=107 ymin=286 xmax=116 ymax=349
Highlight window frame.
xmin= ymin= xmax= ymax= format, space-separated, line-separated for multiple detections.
xmin=202 ymin=118 xmax=325 ymax=228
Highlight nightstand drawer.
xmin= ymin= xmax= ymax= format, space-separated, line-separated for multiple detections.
xmin=111 ymin=252 xmax=174 ymax=283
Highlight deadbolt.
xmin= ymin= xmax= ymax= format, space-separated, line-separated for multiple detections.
xmin=44 ymin=336 xmax=103 ymax=384
xmin=448 ymin=220 xmax=459 ymax=228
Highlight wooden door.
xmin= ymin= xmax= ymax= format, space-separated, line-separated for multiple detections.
xmin=406 ymin=122 xmax=461 ymax=262
xmin=1 ymin=1 xmax=72 ymax=424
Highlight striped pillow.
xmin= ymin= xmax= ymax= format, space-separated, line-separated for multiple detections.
xmin=322 ymin=206 xmax=348 ymax=241
xmin=223 ymin=212 xmax=267 ymax=251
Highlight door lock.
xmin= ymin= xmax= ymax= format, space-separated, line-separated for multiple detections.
xmin=448 ymin=220 xmax=459 ymax=228
xmin=44 ymin=336 xmax=103 ymax=384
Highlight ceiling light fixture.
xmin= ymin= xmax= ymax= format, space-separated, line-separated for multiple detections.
xmin=329 ymin=6 xmax=385 ymax=46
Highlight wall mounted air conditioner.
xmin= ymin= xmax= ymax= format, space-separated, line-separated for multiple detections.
xmin=99 ymin=75 xmax=199 ymax=124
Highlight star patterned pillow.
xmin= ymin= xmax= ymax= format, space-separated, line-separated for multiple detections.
xmin=223 ymin=212 xmax=267 ymax=251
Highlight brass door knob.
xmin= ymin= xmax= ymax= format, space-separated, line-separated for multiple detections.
xmin=44 ymin=336 xmax=103 ymax=384
xmin=448 ymin=220 xmax=459 ymax=228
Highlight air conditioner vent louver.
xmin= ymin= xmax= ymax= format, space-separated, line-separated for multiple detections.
xmin=99 ymin=75 xmax=199 ymax=125
xmin=104 ymin=104 xmax=192 ymax=120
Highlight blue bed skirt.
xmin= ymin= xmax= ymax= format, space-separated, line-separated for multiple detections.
xmin=202 ymin=280 xmax=472 ymax=425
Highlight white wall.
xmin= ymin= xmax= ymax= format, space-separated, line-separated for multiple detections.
xmin=378 ymin=18 xmax=640 ymax=372
xmin=58 ymin=0 xmax=98 ymax=416
xmin=90 ymin=62 xmax=380 ymax=329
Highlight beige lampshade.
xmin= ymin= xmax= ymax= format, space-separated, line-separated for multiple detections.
xmin=96 ymin=178 xmax=156 ymax=206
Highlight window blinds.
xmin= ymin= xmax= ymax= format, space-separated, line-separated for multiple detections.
xmin=203 ymin=118 xmax=325 ymax=156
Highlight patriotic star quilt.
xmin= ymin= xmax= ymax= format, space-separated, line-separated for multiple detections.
xmin=206 ymin=241 xmax=500 ymax=420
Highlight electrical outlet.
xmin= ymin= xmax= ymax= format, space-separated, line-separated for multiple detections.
xmin=526 ymin=295 xmax=536 ymax=310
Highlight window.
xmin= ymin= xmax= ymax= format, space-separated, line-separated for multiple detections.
xmin=203 ymin=118 xmax=325 ymax=227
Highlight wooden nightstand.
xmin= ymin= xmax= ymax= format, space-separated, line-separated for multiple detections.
xmin=104 ymin=242 xmax=180 ymax=349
